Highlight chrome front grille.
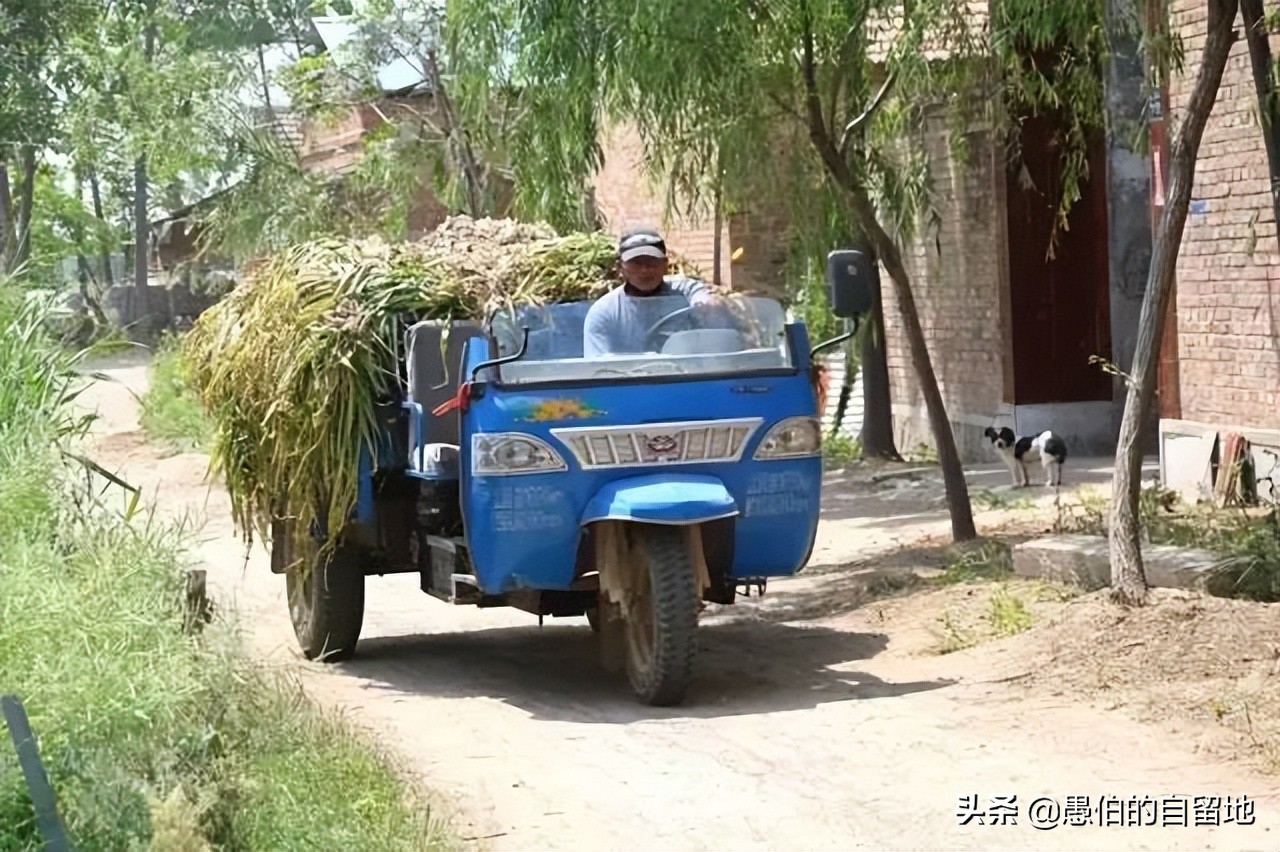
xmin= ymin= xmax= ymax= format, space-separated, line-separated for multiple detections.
xmin=549 ymin=418 xmax=764 ymax=470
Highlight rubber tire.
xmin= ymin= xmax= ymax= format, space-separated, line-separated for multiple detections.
xmin=624 ymin=525 xmax=699 ymax=706
xmin=585 ymin=604 xmax=601 ymax=633
xmin=285 ymin=533 xmax=365 ymax=662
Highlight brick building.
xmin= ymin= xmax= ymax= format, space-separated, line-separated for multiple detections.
xmin=296 ymin=94 xmax=459 ymax=238
xmin=1158 ymin=1 xmax=1280 ymax=500
xmin=860 ymin=6 xmax=1278 ymax=475
xmin=592 ymin=122 xmax=793 ymax=298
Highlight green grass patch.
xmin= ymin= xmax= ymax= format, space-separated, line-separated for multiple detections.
xmin=971 ymin=487 xmax=1036 ymax=512
xmin=823 ymin=433 xmax=862 ymax=470
xmin=935 ymin=610 xmax=977 ymax=655
xmin=904 ymin=442 xmax=939 ymax=464
xmin=138 ymin=334 xmax=214 ymax=453
xmin=988 ymin=584 xmax=1033 ymax=636
xmin=934 ymin=538 xmax=1014 ymax=586
xmin=0 ymin=287 xmax=453 ymax=850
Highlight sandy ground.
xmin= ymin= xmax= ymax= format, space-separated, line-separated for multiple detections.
xmin=72 ymin=353 xmax=1279 ymax=851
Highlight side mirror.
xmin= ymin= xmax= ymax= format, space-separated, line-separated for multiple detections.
xmin=825 ymin=249 xmax=877 ymax=318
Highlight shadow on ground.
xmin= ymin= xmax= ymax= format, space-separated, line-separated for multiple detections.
xmin=331 ymin=617 xmax=954 ymax=724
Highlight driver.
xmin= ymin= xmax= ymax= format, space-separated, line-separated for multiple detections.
xmin=583 ymin=228 xmax=723 ymax=357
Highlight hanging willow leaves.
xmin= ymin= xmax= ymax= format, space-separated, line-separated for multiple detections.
xmin=445 ymin=0 xmax=1135 ymax=543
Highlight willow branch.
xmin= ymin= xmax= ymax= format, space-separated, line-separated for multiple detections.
xmin=798 ymin=0 xmax=829 ymax=144
xmin=839 ymin=73 xmax=895 ymax=157
xmin=827 ymin=22 xmax=861 ymax=134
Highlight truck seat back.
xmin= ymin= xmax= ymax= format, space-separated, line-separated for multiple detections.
xmin=405 ymin=319 xmax=488 ymax=446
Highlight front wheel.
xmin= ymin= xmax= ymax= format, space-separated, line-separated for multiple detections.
xmin=623 ymin=525 xmax=699 ymax=706
xmin=285 ymin=530 xmax=365 ymax=662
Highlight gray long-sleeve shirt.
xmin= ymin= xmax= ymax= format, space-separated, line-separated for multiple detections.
xmin=582 ymin=276 xmax=712 ymax=358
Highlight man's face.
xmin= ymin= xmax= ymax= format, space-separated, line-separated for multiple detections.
xmin=621 ymin=255 xmax=668 ymax=292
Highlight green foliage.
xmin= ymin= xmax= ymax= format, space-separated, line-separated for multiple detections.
xmin=443 ymin=0 xmax=1126 ymax=389
xmin=199 ymin=126 xmax=368 ymax=262
xmin=139 ymin=333 xmax=214 ymax=453
xmin=0 ymin=288 xmax=96 ymax=442
xmin=823 ymin=433 xmax=862 ymax=470
xmin=0 ymin=0 xmax=100 ymax=150
xmin=971 ymin=487 xmax=1037 ymax=511
xmin=935 ymin=609 xmax=978 ymax=654
xmin=0 ymin=279 xmax=452 ymax=850
xmin=988 ymin=583 xmax=1034 ymax=636
xmin=987 ymin=0 xmax=1108 ymax=253
xmin=277 ymin=52 xmax=351 ymax=124
xmin=23 ymin=166 xmax=122 ymax=282
xmin=936 ymin=539 xmax=1014 ymax=586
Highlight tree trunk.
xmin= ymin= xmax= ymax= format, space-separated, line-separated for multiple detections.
xmin=13 ymin=147 xmax=37 ymax=270
xmin=76 ymin=255 xmax=110 ymax=327
xmin=425 ymin=49 xmax=486 ymax=217
xmin=797 ymin=7 xmax=974 ymax=540
xmin=1240 ymin=0 xmax=1280 ymax=250
xmin=133 ymin=21 xmax=156 ymax=326
xmin=858 ymin=196 xmax=977 ymax=541
xmin=89 ymin=170 xmax=115 ymax=288
xmin=830 ymin=317 xmax=855 ymax=432
xmin=134 ymin=153 xmax=150 ymax=321
xmin=0 ymin=162 xmax=13 ymax=271
xmin=257 ymin=42 xmax=275 ymax=117
xmin=859 ymin=284 xmax=903 ymax=460
xmin=1109 ymin=0 xmax=1238 ymax=606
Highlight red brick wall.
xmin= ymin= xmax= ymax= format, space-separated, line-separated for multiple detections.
xmin=881 ymin=118 xmax=1010 ymax=459
xmin=592 ymin=122 xmax=799 ymax=297
xmin=1167 ymin=0 xmax=1280 ymax=431
xmin=299 ymin=104 xmax=377 ymax=175
xmin=727 ymin=209 xmax=791 ymax=299
xmin=593 ymin=123 xmax=730 ymax=283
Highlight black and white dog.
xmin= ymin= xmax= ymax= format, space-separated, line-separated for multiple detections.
xmin=983 ymin=426 xmax=1068 ymax=488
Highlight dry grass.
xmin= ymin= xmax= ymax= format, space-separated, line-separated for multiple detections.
xmin=185 ymin=216 xmax=712 ymax=557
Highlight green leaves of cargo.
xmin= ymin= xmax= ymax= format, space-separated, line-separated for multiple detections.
xmin=183 ymin=217 xmax=689 ymax=558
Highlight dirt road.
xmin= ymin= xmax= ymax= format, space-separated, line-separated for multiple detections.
xmin=76 ymin=356 xmax=1278 ymax=851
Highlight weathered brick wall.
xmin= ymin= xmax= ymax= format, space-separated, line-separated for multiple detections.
xmin=593 ymin=123 xmax=731 ymax=283
xmin=881 ymin=118 xmax=1009 ymax=460
xmin=299 ymin=104 xmax=376 ymax=175
xmin=1166 ymin=0 xmax=1280 ymax=431
xmin=728 ymin=209 xmax=791 ymax=299
xmin=593 ymin=122 xmax=800 ymax=297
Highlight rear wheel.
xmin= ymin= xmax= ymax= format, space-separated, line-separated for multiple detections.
xmin=285 ymin=529 xmax=365 ymax=662
xmin=623 ymin=525 xmax=699 ymax=706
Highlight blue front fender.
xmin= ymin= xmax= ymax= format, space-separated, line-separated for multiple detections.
xmin=581 ymin=474 xmax=739 ymax=526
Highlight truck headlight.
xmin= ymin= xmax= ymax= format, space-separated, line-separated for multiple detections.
xmin=471 ymin=433 xmax=567 ymax=476
xmin=753 ymin=416 xmax=822 ymax=460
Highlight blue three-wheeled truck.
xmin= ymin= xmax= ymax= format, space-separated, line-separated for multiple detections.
xmin=272 ymin=250 xmax=873 ymax=705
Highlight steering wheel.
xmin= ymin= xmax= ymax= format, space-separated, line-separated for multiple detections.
xmin=644 ymin=306 xmax=696 ymax=351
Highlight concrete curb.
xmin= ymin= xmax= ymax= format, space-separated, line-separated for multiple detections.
xmin=1012 ymin=534 xmax=1227 ymax=592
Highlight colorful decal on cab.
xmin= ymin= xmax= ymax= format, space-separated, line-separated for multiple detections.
xmin=511 ymin=397 xmax=606 ymax=422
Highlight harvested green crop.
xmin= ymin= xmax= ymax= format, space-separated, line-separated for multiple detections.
xmin=185 ymin=215 xmax=702 ymax=557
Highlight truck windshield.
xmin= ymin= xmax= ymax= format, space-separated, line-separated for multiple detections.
xmin=487 ymin=293 xmax=794 ymax=386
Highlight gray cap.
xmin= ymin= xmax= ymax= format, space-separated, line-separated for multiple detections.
xmin=619 ymin=228 xmax=667 ymax=262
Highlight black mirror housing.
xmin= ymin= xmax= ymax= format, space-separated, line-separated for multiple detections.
xmin=825 ymin=249 xmax=877 ymax=318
